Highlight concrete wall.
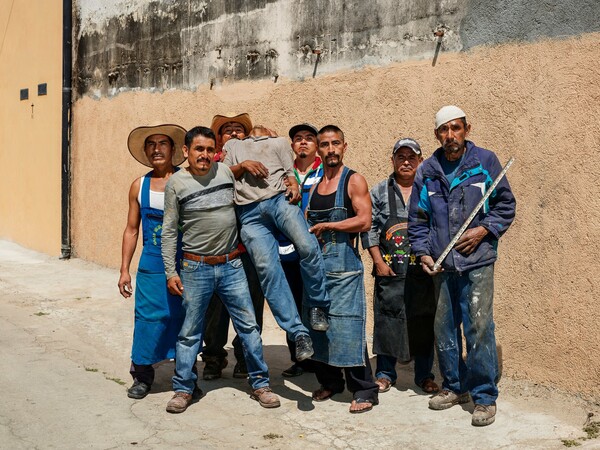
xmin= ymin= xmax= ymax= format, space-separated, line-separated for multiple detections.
xmin=11 ymin=0 xmax=595 ymax=399
xmin=0 ymin=0 xmax=63 ymax=255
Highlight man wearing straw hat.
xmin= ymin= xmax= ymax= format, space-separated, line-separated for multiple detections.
xmin=408 ymin=106 xmax=516 ymax=426
xmin=118 ymin=123 xmax=187 ymax=400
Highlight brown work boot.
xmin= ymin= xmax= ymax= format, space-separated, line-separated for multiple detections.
xmin=250 ymin=387 xmax=281 ymax=408
xmin=428 ymin=389 xmax=470 ymax=410
xmin=166 ymin=391 xmax=193 ymax=414
xmin=472 ymin=403 xmax=497 ymax=426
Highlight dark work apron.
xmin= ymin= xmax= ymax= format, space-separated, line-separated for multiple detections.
xmin=131 ymin=171 xmax=184 ymax=365
xmin=372 ymin=179 xmax=416 ymax=362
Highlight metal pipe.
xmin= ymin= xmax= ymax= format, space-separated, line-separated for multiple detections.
xmin=60 ymin=0 xmax=72 ymax=260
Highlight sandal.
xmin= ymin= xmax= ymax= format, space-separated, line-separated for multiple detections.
xmin=312 ymin=386 xmax=340 ymax=402
xmin=349 ymin=398 xmax=378 ymax=414
xmin=375 ymin=377 xmax=395 ymax=393
xmin=419 ymin=378 xmax=440 ymax=394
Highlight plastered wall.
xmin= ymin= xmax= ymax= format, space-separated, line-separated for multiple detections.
xmin=71 ymin=32 xmax=600 ymax=398
xmin=0 ymin=0 xmax=63 ymax=256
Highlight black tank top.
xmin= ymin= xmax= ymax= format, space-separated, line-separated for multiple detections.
xmin=310 ymin=169 xmax=357 ymax=240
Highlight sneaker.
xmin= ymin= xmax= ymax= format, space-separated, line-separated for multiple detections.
xmin=202 ymin=356 xmax=228 ymax=380
xmin=295 ymin=335 xmax=314 ymax=361
xmin=166 ymin=391 xmax=193 ymax=414
xmin=233 ymin=360 xmax=249 ymax=379
xmin=309 ymin=307 xmax=329 ymax=331
xmin=472 ymin=403 xmax=497 ymax=426
xmin=127 ymin=380 xmax=151 ymax=399
xmin=282 ymin=363 xmax=304 ymax=378
xmin=428 ymin=389 xmax=470 ymax=410
xmin=250 ymin=387 xmax=281 ymax=408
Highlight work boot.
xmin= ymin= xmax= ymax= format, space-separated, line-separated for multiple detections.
xmin=472 ymin=403 xmax=497 ymax=426
xmin=428 ymin=389 xmax=470 ymax=410
xmin=295 ymin=334 xmax=314 ymax=361
xmin=250 ymin=387 xmax=281 ymax=408
xmin=202 ymin=356 xmax=227 ymax=380
xmin=309 ymin=307 xmax=329 ymax=331
xmin=166 ymin=392 xmax=193 ymax=414
xmin=233 ymin=360 xmax=248 ymax=379
xmin=127 ymin=380 xmax=151 ymax=399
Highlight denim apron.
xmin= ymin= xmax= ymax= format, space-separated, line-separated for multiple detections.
xmin=306 ymin=166 xmax=366 ymax=367
xmin=372 ymin=179 xmax=413 ymax=361
xmin=131 ymin=171 xmax=184 ymax=365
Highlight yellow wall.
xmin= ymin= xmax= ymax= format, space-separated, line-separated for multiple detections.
xmin=0 ymin=0 xmax=63 ymax=255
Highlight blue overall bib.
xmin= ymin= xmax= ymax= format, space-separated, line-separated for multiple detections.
xmin=131 ymin=171 xmax=184 ymax=365
xmin=306 ymin=167 xmax=366 ymax=367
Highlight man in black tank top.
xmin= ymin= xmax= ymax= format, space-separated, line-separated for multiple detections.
xmin=306 ymin=125 xmax=379 ymax=413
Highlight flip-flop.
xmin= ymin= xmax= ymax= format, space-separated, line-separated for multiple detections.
xmin=349 ymin=398 xmax=378 ymax=414
xmin=312 ymin=386 xmax=338 ymax=402
xmin=419 ymin=378 xmax=440 ymax=394
xmin=375 ymin=377 xmax=395 ymax=393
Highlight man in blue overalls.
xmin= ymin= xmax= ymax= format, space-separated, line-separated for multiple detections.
xmin=306 ymin=125 xmax=379 ymax=413
xmin=118 ymin=124 xmax=187 ymax=399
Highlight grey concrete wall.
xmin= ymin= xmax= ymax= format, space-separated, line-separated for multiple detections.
xmin=75 ymin=0 xmax=600 ymax=98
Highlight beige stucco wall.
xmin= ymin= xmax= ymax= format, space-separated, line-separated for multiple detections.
xmin=0 ymin=0 xmax=63 ymax=255
xmin=71 ymin=33 xmax=600 ymax=398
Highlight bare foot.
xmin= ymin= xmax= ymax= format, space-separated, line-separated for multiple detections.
xmin=312 ymin=387 xmax=335 ymax=402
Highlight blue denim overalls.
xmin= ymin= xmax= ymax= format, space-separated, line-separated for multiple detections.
xmin=306 ymin=166 xmax=366 ymax=367
xmin=131 ymin=171 xmax=184 ymax=365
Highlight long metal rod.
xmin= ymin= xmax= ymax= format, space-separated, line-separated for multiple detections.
xmin=432 ymin=156 xmax=515 ymax=272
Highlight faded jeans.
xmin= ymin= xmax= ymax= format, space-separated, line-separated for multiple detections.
xmin=433 ymin=264 xmax=498 ymax=405
xmin=237 ymin=193 xmax=329 ymax=340
xmin=172 ymin=256 xmax=270 ymax=393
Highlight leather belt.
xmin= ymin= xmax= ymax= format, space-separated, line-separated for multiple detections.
xmin=183 ymin=249 xmax=241 ymax=265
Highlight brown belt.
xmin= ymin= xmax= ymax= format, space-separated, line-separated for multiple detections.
xmin=183 ymin=249 xmax=241 ymax=265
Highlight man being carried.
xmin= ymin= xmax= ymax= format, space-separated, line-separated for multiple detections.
xmin=362 ymin=138 xmax=438 ymax=395
xmin=223 ymin=123 xmax=332 ymax=362
xmin=201 ymin=113 xmax=265 ymax=381
xmin=408 ymin=106 xmax=516 ymax=426
xmin=306 ymin=125 xmax=379 ymax=413
xmin=118 ymin=123 xmax=187 ymax=399
xmin=162 ymin=126 xmax=278 ymax=413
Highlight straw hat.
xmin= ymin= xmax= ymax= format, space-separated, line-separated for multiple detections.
xmin=127 ymin=123 xmax=187 ymax=167
xmin=210 ymin=113 xmax=253 ymax=136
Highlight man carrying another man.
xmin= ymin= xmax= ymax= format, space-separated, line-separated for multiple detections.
xmin=408 ymin=106 xmax=516 ymax=426
xmin=162 ymin=126 xmax=278 ymax=413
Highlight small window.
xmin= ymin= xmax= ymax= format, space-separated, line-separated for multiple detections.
xmin=20 ymin=88 xmax=29 ymax=100
xmin=38 ymin=83 xmax=47 ymax=96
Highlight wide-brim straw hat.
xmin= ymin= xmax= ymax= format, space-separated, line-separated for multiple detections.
xmin=127 ymin=123 xmax=187 ymax=167
xmin=210 ymin=113 xmax=253 ymax=136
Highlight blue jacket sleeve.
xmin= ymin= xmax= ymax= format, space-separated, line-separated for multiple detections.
xmin=479 ymin=152 xmax=516 ymax=239
xmin=407 ymin=166 xmax=431 ymax=257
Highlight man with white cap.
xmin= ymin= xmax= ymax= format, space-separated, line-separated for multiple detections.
xmin=118 ymin=123 xmax=187 ymax=399
xmin=408 ymin=106 xmax=516 ymax=426
xmin=362 ymin=138 xmax=438 ymax=396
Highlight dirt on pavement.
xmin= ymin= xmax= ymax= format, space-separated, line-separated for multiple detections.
xmin=0 ymin=240 xmax=598 ymax=449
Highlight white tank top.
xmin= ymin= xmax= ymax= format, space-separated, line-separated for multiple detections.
xmin=137 ymin=176 xmax=165 ymax=210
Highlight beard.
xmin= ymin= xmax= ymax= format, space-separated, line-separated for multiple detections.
xmin=326 ymin=156 xmax=341 ymax=167
xmin=298 ymin=152 xmax=308 ymax=158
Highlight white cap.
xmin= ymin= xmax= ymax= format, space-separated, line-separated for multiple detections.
xmin=435 ymin=105 xmax=466 ymax=129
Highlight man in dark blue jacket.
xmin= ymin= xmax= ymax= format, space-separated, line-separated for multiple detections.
xmin=408 ymin=106 xmax=516 ymax=427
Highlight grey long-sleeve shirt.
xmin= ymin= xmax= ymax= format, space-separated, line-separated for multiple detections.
xmin=161 ymin=163 xmax=239 ymax=279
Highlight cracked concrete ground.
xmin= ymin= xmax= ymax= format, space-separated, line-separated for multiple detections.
xmin=0 ymin=240 xmax=597 ymax=449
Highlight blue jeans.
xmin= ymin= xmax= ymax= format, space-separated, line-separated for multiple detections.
xmin=172 ymin=257 xmax=270 ymax=393
xmin=237 ymin=193 xmax=329 ymax=340
xmin=433 ymin=264 xmax=498 ymax=405
xmin=375 ymin=353 xmax=435 ymax=386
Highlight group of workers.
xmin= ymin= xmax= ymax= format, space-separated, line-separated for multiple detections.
xmin=117 ymin=105 xmax=516 ymax=426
